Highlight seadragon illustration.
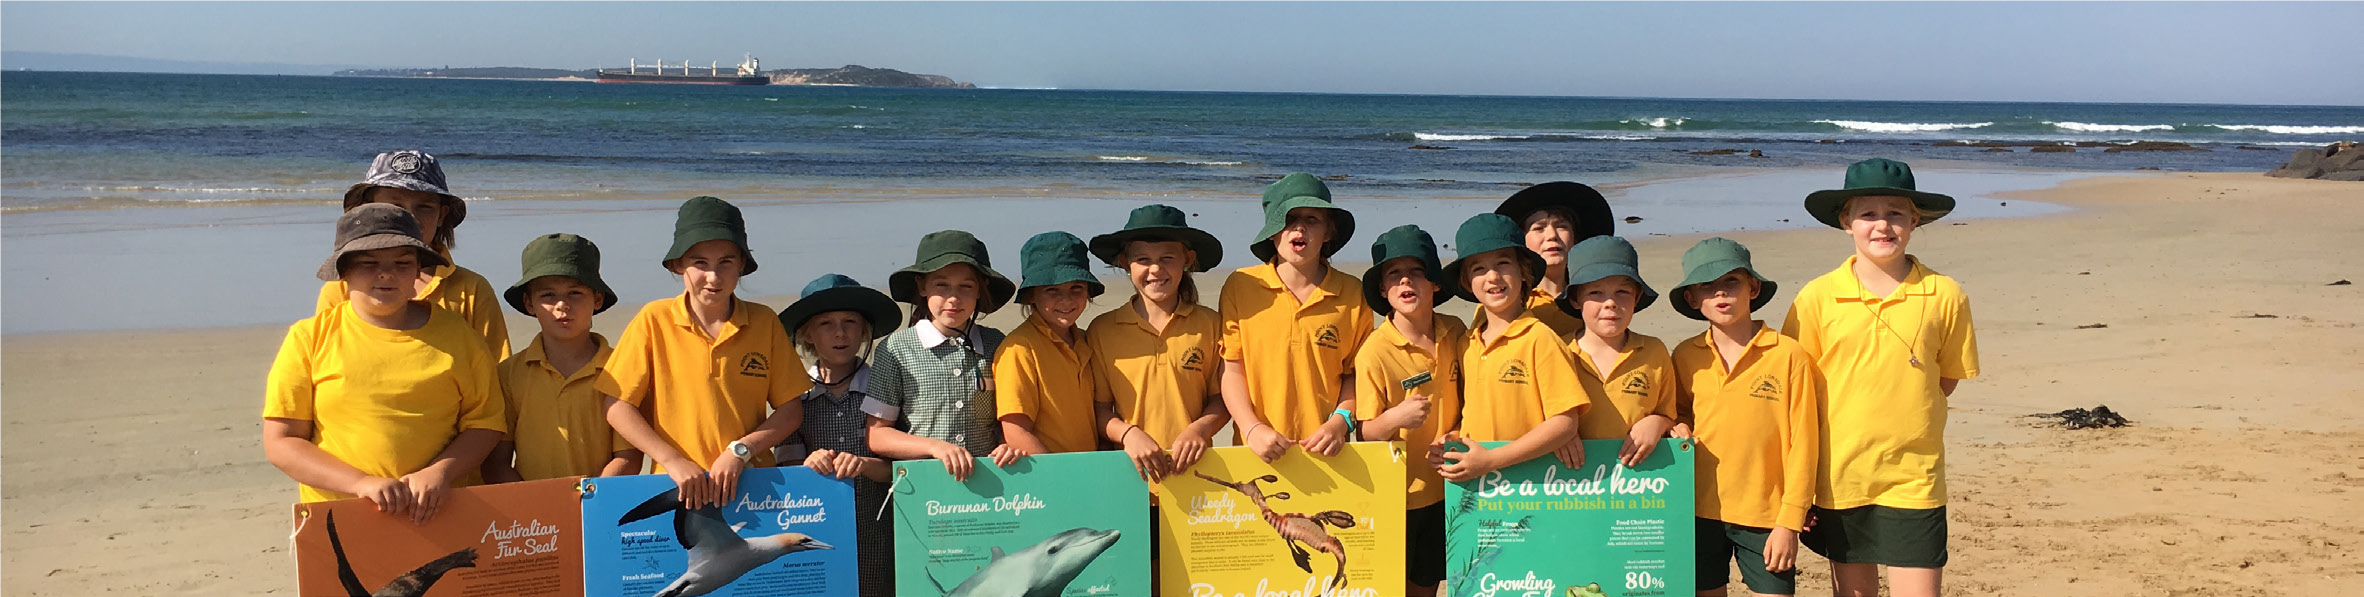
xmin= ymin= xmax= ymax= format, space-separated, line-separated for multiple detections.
xmin=1192 ymin=472 xmax=1358 ymax=591
xmin=323 ymin=510 xmax=479 ymax=597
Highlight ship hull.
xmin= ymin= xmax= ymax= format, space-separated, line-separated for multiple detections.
xmin=594 ymin=71 xmax=767 ymax=85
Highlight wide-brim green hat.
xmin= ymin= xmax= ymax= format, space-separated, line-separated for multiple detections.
xmin=1495 ymin=181 xmax=1616 ymax=242
xmin=1804 ymin=158 xmax=1956 ymax=229
xmin=1669 ymin=237 xmax=1778 ymax=321
xmin=1248 ymin=173 xmax=1356 ymax=262
xmin=504 ymin=233 xmax=619 ymax=316
xmin=779 ymin=274 xmax=901 ymax=340
xmin=1088 ymin=204 xmax=1224 ymax=271
xmin=1019 ymin=231 xmax=1106 ymax=298
xmin=1556 ymin=235 xmax=1657 ymax=315
xmin=1360 ymin=224 xmax=1452 ymax=317
xmin=663 ymin=196 xmax=758 ymax=275
xmin=888 ymin=230 xmax=1017 ymax=314
xmin=1444 ymin=213 xmax=1547 ymax=304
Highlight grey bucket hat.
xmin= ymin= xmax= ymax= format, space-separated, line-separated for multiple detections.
xmin=318 ymin=203 xmax=448 ymax=281
xmin=342 ymin=150 xmax=466 ymax=228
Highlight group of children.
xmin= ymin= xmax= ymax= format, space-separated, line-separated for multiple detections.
xmin=263 ymin=151 xmax=1976 ymax=597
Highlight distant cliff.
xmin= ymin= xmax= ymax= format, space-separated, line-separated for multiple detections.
xmin=766 ymin=65 xmax=972 ymax=88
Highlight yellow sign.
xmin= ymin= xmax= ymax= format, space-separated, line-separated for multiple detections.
xmin=1157 ymin=442 xmax=1408 ymax=597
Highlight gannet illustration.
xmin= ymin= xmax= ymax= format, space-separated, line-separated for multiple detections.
xmin=1192 ymin=472 xmax=1357 ymax=591
xmin=616 ymin=487 xmax=836 ymax=597
xmin=927 ymin=527 xmax=1123 ymax=597
xmin=323 ymin=510 xmax=479 ymax=597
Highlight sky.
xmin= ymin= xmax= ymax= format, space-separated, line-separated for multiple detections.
xmin=4 ymin=1 xmax=2360 ymax=106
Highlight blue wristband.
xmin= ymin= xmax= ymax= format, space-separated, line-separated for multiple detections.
xmin=1333 ymin=408 xmax=1358 ymax=440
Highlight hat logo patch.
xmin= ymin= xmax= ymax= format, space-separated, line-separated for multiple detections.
xmin=1750 ymin=374 xmax=1781 ymax=400
xmin=388 ymin=153 xmax=422 ymax=174
xmin=1498 ymin=359 xmax=1530 ymax=385
xmin=1621 ymin=373 xmax=1651 ymax=397
xmin=740 ymin=352 xmax=770 ymax=378
xmin=1313 ymin=324 xmax=1342 ymax=349
xmin=1179 ymin=347 xmax=1206 ymax=372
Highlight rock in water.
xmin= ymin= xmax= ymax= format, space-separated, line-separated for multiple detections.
xmin=2103 ymin=141 xmax=2203 ymax=152
xmin=2031 ymin=145 xmax=2075 ymax=153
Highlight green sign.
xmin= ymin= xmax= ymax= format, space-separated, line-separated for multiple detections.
xmin=892 ymin=451 xmax=1151 ymax=597
xmin=1444 ymin=438 xmax=1695 ymax=597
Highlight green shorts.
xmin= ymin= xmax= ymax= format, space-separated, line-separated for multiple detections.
xmin=1695 ymin=518 xmax=1796 ymax=595
xmin=1408 ymin=503 xmax=1446 ymax=585
xmin=1800 ymin=505 xmax=1949 ymax=568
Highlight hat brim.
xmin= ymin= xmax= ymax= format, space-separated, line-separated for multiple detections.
xmin=664 ymin=228 xmax=758 ymax=275
xmin=1249 ymin=197 xmax=1356 ymax=262
xmin=1802 ymin=188 xmax=1956 ymax=229
xmin=1495 ymin=182 xmax=1615 ymax=242
xmin=1445 ymin=245 xmax=1548 ymax=304
xmin=1019 ymin=265 xmax=1108 ymax=298
xmin=889 ymin=257 xmax=1018 ymax=314
xmin=1088 ymin=226 xmax=1224 ymax=273
xmin=318 ymin=234 xmax=449 ymax=281
xmin=504 ymin=270 xmax=621 ymax=317
xmin=344 ymin=183 xmax=467 ymax=229
xmin=1558 ymin=265 xmax=1659 ymax=314
xmin=779 ymin=285 xmax=904 ymax=340
xmin=1668 ymin=263 xmax=1778 ymax=321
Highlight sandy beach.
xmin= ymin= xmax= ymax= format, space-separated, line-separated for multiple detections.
xmin=5 ymin=171 xmax=2359 ymax=595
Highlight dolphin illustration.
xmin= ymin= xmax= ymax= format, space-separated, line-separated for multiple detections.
xmin=323 ymin=510 xmax=478 ymax=597
xmin=617 ymin=487 xmax=836 ymax=597
xmin=930 ymin=527 xmax=1122 ymax=597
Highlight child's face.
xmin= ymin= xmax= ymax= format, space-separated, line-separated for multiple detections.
xmin=670 ymin=239 xmax=745 ymax=304
xmin=921 ymin=264 xmax=983 ymax=329
xmin=1272 ymin=207 xmax=1333 ymax=266
xmin=369 ymin=188 xmax=447 ymax=245
xmin=1378 ymin=256 xmax=1438 ymax=318
xmin=1123 ymin=240 xmax=1193 ymax=306
xmin=1522 ymin=209 xmax=1578 ymax=269
xmin=798 ymin=311 xmax=870 ymax=367
xmin=1462 ymin=248 xmax=1529 ymax=315
xmin=1027 ymin=282 xmax=1093 ymax=331
xmin=1685 ymin=270 xmax=1760 ymax=327
xmin=339 ymin=246 xmax=423 ymax=311
xmin=1572 ymin=276 xmax=1641 ymax=339
xmin=1841 ymin=195 xmax=1918 ymax=263
xmin=525 ymin=276 xmax=600 ymax=343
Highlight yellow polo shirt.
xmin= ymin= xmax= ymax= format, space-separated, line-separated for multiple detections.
xmin=1573 ymin=333 xmax=1678 ymax=440
xmin=995 ymin=314 xmax=1101 ymax=454
xmin=1457 ymin=315 xmax=1589 ymax=442
xmin=1352 ymin=314 xmax=1468 ymax=509
xmin=1470 ymin=287 xmax=1583 ymax=344
xmin=263 ymin=304 xmax=507 ymax=503
xmin=1782 ymin=256 xmax=1980 ymax=510
xmin=1672 ymin=324 xmax=1822 ymax=531
xmin=1091 ymin=301 xmax=1223 ymax=445
xmin=597 ymin=295 xmax=811 ymax=471
xmin=318 ymin=263 xmax=511 ymax=357
xmin=1219 ymin=264 xmax=1374 ymax=442
xmin=499 ymin=333 xmax=627 ymax=481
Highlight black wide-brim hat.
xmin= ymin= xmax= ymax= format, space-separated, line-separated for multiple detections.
xmin=1803 ymin=158 xmax=1955 ymax=229
xmin=1088 ymin=204 xmax=1224 ymax=272
xmin=888 ymin=230 xmax=1017 ymax=314
xmin=1495 ymin=181 xmax=1615 ymax=243
xmin=780 ymin=274 xmax=902 ymax=340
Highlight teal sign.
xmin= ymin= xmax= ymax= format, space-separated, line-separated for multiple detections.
xmin=892 ymin=451 xmax=1151 ymax=597
xmin=1445 ymin=439 xmax=1695 ymax=597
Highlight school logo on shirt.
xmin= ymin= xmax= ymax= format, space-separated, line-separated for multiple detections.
xmin=1313 ymin=324 xmax=1342 ymax=349
xmin=739 ymin=352 xmax=770 ymax=378
xmin=1621 ymin=373 xmax=1651 ymax=397
xmin=1179 ymin=347 xmax=1207 ymax=372
xmin=1497 ymin=359 xmax=1530 ymax=385
xmin=1750 ymin=374 xmax=1782 ymax=400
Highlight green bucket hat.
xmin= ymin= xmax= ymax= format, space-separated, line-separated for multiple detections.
xmin=1018 ymin=231 xmax=1106 ymax=299
xmin=663 ymin=196 xmax=758 ymax=274
xmin=1803 ymin=158 xmax=1956 ymax=229
xmin=779 ymin=274 xmax=901 ymax=340
xmin=1360 ymin=225 xmax=1451 ymax=317
xmin=1494 ymin=181 xmax=1616 ymax=242
xmin=888 ymin=230 xmax=1018 ymax=314
xmin=1087 ymin=204 xmax=1224 ymax=271
xmin=1555 ymin=236 xmax=1658 ymax=315
xmin=1248 ymin=173 xmax=1356 ymax=262
xmin=1669 ymin=237 xmax=1779 ymax=321
xmin=504 ymin=233 xmax=619 ymax=316
xmin=1444 ymin=213 xmax=1547 ymax=304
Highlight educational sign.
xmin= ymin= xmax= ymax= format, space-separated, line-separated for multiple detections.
xmin=1444 ymin=439 xmax=1695 ymax=597
xmin=580 ymin=467 xmax=856 ymax=597
xmin=890 ymin=451 xmax=1151 ymax=597
xmin=1157 ymin=442 xmax=1408 ymax=597
xmin=291 ymin=477 xmax=585 ymax=597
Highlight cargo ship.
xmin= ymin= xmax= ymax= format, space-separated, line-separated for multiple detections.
xmin=596 ymin=54 xmax=768 ymax=85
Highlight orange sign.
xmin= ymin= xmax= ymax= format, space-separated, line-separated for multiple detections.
xmin=291 ymin=477 xmax=584 ymax=597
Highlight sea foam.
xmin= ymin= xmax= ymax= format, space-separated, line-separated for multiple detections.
xmin=1413 ymin=132 xmax=1530 ymax=142
xmin=2205 ymin=124 xmax=2364 ymax=135
xmin=2048 ymin=122 xmax=2175 ymax=133
xmin=1814 ymin=120 xmax=1994 ymax=133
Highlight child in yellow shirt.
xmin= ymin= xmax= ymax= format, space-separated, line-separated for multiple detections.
xmin=1557 ymin=236 xmax=1679 ymax=466
xmin=1786 ymin=159 xmax=1980 ymax=595
xmin=1490 ymin=181 xmax=1618 ymax=340
xmin=262 ymin=204 xmax=504 ymax=524
xmin=482 ymin=233 xmax=642 ymax=483
xmin=1434 ymin=213 xmax=1586 ymax=482
xmin=599 ymin=197 xmax=811 ymax=509
xmin=1219 ymin=173 xmax=1372 ymax=462
xmin=1087 ymin=204 xmax=1231 ymax=482
xmin=316 ymin=150 xmax=509 ymax=356
xmin=1669 ymin=238 xmax=1822 ymax=597
xmin=1349 ymin=225 xmax=1465 ymax=597
xmin=996 ymin=232 xmax=1106 ymax=456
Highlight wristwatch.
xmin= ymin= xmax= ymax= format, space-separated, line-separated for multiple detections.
xmin=728 ymin=440 xmax=755 ymax=463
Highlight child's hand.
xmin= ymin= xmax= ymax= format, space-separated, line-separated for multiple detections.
xmin=1170 ymin=429 xmax=1212 ymax=474
xmin=706 ymin=453 xmax=747 ymax=508
xmin=352 ymin=476 xmax=414 ymax=518
xmin=662 ymin=458 xmax=712 ymax=509
xmin=803 ymin=449 xmax=842 ymax=478
xmin=1245 ymin=424 xmax=1291 ymax=463
xmin=1552 ymin=437 xmax=1587 ymax=469
xmin=988 ymin=443 xmax=1029 ymax=468
xmin=1618 ymin=416 xmax=1676 ymax=467
xmin=929 ymin=442 xmax=976 ymax=482
xmin=1119 ymin=428 xmax=1173 ymax=482
xmin=1668 ymin=422 xmax=1694 ymax=440
xmin=1766 ymin=526 xmax=1800 ymax=573
xmin=1377 ymin=395 xmax=1433 ymax=437
xmin=1438 ymin=438 xmax=1498 ymax=482
xmin=1426 ymin=437 xmax=1453 ymax=470
xmin=397 ymin=469 xmax=454 ymax=525
xmin=1299 ymin=417 xmax=1350 ymax=457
